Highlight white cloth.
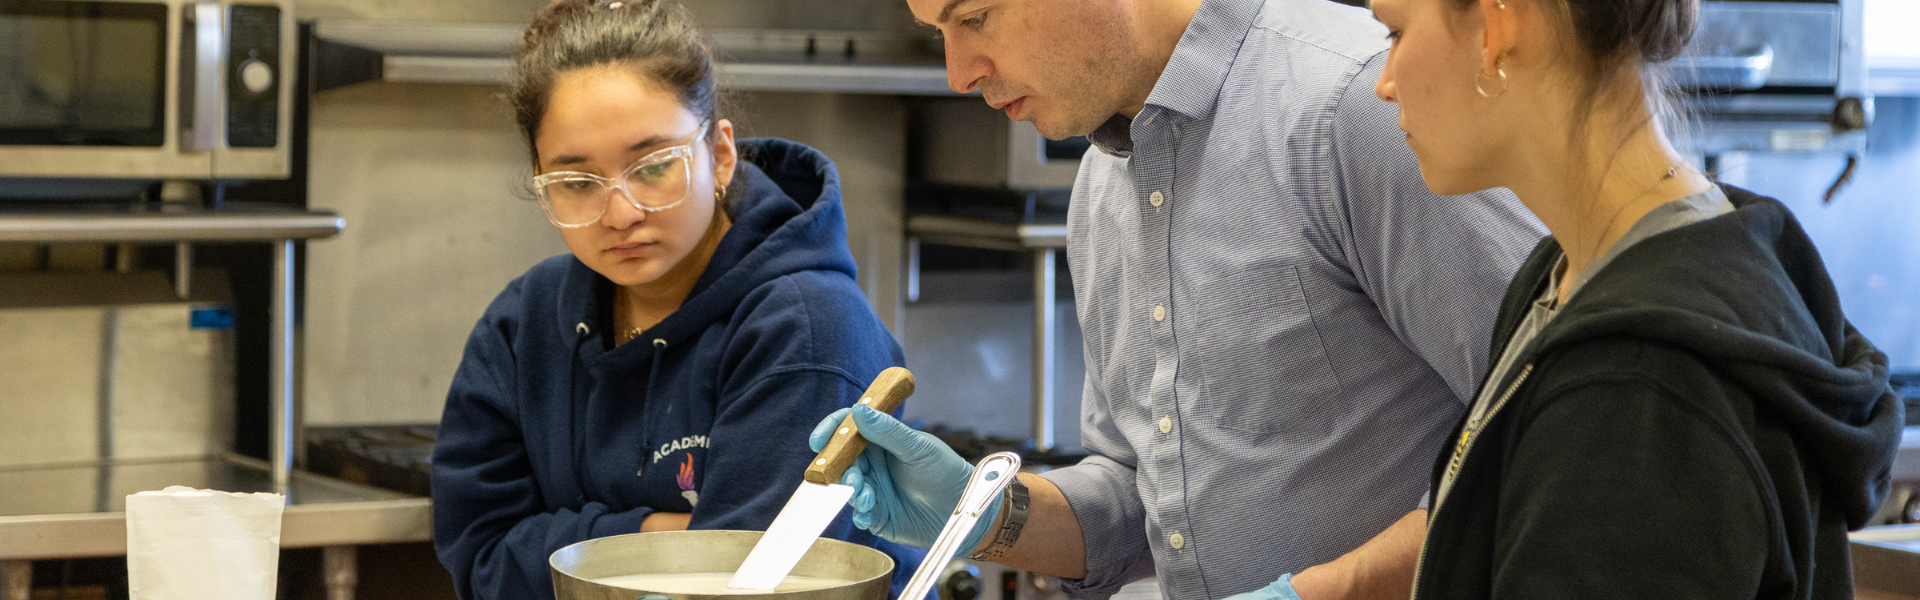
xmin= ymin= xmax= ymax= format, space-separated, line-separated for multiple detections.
xmin=126 ymin=486 xmax=285 ymax=600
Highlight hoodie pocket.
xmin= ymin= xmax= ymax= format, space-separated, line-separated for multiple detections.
xmin=1196 ymin=264 xmax=1341 ymax=434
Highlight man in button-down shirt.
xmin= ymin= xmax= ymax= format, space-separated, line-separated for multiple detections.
xmin=822 ymin=0 xmax=1546 ymax=598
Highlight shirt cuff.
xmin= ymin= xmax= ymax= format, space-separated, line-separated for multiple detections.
xmin=1039 ymin=456 xmax=1154 ymax=600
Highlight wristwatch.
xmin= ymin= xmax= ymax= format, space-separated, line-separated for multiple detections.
xmin=969 ymin=474 xmax=1029 ymax=561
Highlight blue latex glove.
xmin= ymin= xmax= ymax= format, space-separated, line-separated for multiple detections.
xmin=807 ymin=404 xmax=1002 ymax=551
xmin=1222 ymin=574 xmax=1305 ymax=600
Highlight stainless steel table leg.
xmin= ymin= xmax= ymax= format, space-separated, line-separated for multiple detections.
xmin=1 ymin=560 xmax=28 ymax=600
xmin=175 ymin=242 xmax=193 ymax=299
xmin=271 ymin=239 xmax=296 ymax=491
xmin=1031 ymin=248 xmax=1057 ymax=451
xmin=323 ymin=546 xmax=357 ymax=600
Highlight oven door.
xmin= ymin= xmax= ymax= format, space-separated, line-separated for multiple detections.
xmin=1675 ymin=0 xmax=1870 ymax=155
xmin=0 ymin=0 xmax=291 ymax=180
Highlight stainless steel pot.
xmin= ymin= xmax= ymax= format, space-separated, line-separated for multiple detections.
xmin=550 ymin=530 xmax=894 ymax=600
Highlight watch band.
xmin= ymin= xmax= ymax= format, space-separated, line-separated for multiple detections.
xmin=969 ymin=474 xmax=1029 ymax=561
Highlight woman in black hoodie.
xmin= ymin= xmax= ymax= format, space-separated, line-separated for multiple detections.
xmin=1362 ymin=0 xmax=1907 ymax=597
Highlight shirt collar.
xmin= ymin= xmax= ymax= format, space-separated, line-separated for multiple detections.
xmin=1143 ymin=0 xmax=1260 ymax=122
xmin=1089 ymin=115 xmax=1136 ymax=156
xmin=1085 ymin=0 xmax=1259 ymax=156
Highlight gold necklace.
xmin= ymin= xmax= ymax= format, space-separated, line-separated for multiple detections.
xmin=612 ymin=286 xmax=645 ymax=346
xmin=1580 ymin=164 xmax=1687 ymax=263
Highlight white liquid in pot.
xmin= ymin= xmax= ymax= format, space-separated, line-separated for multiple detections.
xmin=589 ymin=572 xmax=854 ymax=595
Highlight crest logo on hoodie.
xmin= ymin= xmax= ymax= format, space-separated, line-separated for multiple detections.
xmin=677 ymin=454 xmax=699 ymax=507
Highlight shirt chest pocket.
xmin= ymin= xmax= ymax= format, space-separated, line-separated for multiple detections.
xmin=1193 ymin=264 xmax=1342 ymax=434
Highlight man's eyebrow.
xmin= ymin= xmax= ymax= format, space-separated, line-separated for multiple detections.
xmin=936 ymin=0 xmax=975 ymax=25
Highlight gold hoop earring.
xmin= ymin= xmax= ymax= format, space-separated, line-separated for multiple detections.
xmin=715 ymin=187 xmax=727 ymax=203
xmin=1495 ymin=0 xmax=1506 ymax=8
xmin=1475 ymin=56 xmax=1509 ymax=98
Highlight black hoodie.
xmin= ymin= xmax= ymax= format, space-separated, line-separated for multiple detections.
xmin=1412 ymin=185 xmax=1905 ymax=600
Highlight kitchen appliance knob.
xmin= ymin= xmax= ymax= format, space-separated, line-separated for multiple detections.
xmin=240 ymin=59 xmax=275 ymax=94
xmin=1831 ymin=97 xmax=1867 ymax=132
xmin=940 ymin=562 xmax=980 ymax=600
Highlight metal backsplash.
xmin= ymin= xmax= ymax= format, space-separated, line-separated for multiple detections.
xmin=0 ymin=274 xmax=235 ymax=469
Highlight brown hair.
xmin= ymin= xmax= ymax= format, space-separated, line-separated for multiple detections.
xmin=508 ymin=0 xmax=720 ymax=167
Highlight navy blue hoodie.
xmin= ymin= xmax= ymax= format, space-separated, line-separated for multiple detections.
xmin=432 ymin=139 xmax=923 ymax=600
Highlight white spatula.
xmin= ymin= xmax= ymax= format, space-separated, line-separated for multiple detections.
xmin=728 ymin=367 xmax=916 ymax=591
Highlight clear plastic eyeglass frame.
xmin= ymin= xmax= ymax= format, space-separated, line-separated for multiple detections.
xmin=532 ymin=120 xmax=712 ymax=228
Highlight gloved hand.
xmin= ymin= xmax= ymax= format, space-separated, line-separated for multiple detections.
xmin=808 ymin=404 xmax=1003 ymax=551
xmin=1222 ymin=574 xmax=1304 ymax=600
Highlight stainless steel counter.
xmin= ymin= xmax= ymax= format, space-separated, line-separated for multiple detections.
xmin=0 ymin=205 xmax=387 ymax=600
xmin=0 ymin=455 xmax=429 ymax=560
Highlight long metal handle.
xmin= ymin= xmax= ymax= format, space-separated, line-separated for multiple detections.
xmin=900 ymin=452 xmax=1021 ymax=600
xmin=190 ymin=2 xmax=224 ymax=152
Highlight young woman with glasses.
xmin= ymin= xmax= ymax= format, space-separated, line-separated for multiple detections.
xmin=1361 ymin=0 xmax=1905 ymax=597
xmin=429 ymin=1 xmax=923 ymax=598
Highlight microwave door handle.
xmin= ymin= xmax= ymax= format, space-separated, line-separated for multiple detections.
xmin=190 ymin=2 xmax=224 ymax=152
xmin=1672 ymin=45 xmax=1773 ymax=91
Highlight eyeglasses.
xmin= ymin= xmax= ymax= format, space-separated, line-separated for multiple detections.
xmin=532 ymin=121 xmax=711 ymax=228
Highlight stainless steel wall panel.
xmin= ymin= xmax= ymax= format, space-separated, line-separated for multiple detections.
xmin=0 ymin=302 xmax=232 ymax=469
xmin=303 ymin=82 xmax=568 ymax=426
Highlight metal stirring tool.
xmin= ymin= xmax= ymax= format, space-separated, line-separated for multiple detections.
xmin=898 ymin=452 xmax=1023 ymax=600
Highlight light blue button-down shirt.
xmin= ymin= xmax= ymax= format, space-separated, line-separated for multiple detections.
xmin=1033 ymin=0 xmax=1546 ymax=598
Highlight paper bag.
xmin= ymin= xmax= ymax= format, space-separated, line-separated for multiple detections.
xmin=126 ymin=486 xmax=285 ymax=600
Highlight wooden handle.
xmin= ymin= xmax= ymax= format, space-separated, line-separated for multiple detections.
xmin=804 ymin=367 xmax=915 ymax=484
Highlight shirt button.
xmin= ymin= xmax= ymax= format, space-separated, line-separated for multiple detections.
xmin=1153 ymin=305 xmax=1167 ymax=322
xmin=1158 ymin=416 xmax=1173 ymax=434
xmin=1150 ymin=191 xmax=1165 ymax=207
xmin=1169 ymin=531 xmax=1185 ymax=549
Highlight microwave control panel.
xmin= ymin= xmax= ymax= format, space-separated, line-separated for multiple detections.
xmin=226 ymin=4 xmax=281 ymax=149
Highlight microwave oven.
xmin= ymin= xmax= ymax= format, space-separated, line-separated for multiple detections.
xmin=0 ymin=0 xmax=293 ymax=180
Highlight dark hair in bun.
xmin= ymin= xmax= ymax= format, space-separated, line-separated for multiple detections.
xmin=508 ymin=0 xmax=720 ymax=166
xmin=1556 ymin=0 xmax=1699 ymax=66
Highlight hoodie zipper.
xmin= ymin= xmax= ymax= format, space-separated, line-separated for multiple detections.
xmin=1410 ymin=363 xmax=1535 ymax=600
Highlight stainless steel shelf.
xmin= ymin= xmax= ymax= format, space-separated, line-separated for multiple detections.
xmin=314 ymin=20 xmax=965 ymax=96
xmin=905 ymin=214 xmax=1067 ymax=252
xmin=719 ymin=62 xmax=955 ymax=96
xmin=368 ymin=55 xmax=957 ymax=95
xmin=0 ymin=456 xmax=430 ymax=560
xmin=0 ymin=205 xmax=343 ymax=243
